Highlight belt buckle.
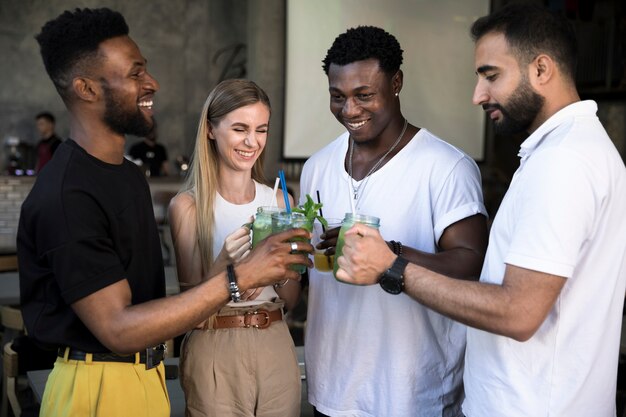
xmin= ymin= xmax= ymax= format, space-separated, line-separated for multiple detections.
xmin=145 ymin=343 xmax=166 ymax=370
xmin=244 ymin=310 xmax=271 ymax=329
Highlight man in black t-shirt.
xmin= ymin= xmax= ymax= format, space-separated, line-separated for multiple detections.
xmin=19 ymin=8 xmax=312 ymax=416
xmin=128 ymin=123 xmax=169 ymax=177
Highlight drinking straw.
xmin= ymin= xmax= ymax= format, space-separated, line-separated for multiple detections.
xmin=269 ymin=177 xmax=280 ymax=208
xmin=278 ymin=169 xmax=291 ymax=213
xmin=316 ymin=190 xmax=326 ymax=233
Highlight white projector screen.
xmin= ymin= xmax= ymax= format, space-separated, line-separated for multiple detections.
xmin=284 ymin=0 xmax=489 ymax=160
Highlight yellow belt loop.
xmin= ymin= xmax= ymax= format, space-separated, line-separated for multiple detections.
xmin=134 ymin=352 xmax=141 ymax=365
xmin=63 ymin=347 xmax=70 ymax=362
xmin=85 ymin=353 xmax=93 ymax=365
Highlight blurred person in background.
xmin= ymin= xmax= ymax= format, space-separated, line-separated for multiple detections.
xmin=128 ymin=119 xmax=170 ymax=177
xmin=34 ymin=111 xmax=62 ymax=173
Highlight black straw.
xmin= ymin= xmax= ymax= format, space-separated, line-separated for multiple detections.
xmin=316 ymin=190 xmax=326 ymax=233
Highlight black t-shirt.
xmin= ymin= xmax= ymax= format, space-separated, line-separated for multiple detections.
xmin=17 ymin=139 xmax=165 ymax=352
xmin=128 ymin=140 xmax=168 ymax=177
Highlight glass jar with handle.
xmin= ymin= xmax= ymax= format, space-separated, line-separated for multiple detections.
xmin=333 ymin=213 xmax=381 ymax=282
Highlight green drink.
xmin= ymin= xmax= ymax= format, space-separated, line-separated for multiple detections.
xmin=333 ymin=213 xmax=380 ymax=282
xmin=272 ymin=212 xmax=313 ymax=274
xmin=252 ymin=206 xmax=281 ymax=248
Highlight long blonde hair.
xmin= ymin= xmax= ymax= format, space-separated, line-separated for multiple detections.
xmin=182 ymin=79 xmax=270 ymax=274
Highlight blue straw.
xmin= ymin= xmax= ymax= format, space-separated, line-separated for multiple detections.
xmin=278 ymin=169 xmax=291 ymax=213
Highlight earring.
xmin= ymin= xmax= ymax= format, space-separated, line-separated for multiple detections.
xmin=395 ymin=92 xmax=399 ymax=97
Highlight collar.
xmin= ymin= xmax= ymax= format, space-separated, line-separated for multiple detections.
xmin=517 ymin=100 xmax=597 ymax=162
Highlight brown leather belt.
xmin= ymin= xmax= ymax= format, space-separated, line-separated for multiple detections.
xmin=213 ymin=309 xmax=282 ymax=330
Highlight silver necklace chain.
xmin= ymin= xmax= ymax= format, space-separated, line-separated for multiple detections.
xmin=348 ymin=118 xmax=408 ymax=201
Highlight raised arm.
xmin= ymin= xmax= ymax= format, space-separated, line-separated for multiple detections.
xmin=72 ymin=227 xmax=313 ymax=354
xmin=336 ymin=223 xmax=564 ymax=341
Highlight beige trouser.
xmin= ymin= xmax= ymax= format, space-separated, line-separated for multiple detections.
xmin=179 ymin=303 xmax=301 ymax=417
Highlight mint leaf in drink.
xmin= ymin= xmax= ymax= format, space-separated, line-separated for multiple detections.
xmin=294 ymin=194 xmax=328 ymax=228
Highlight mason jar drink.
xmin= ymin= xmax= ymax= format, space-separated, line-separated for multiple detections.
xmin=333 ymin=213 xmax=381 ymax=281
xmin=252 ymin=206 xmax=282 ymax=248
xmin=313 ymin=218 xmax=342 ymax=272
xmin=272 ymin=212 xmax=314 ymax=274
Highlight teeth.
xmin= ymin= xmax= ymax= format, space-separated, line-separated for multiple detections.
xmin=236 ymin=150 xmax=254 ymax=158
xmin=347 ymin=120 xmax=367 ymax=130
xmin=138 ymin=100 xmax=153 ymax=108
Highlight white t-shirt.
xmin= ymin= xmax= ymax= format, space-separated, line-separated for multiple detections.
xmin=463 ymin=101 xmax=626 ymax=417
xmin=300 ymin=129 xmax=487 ymax=417
xmin=213 ymin=180 xmax=279 ymax=307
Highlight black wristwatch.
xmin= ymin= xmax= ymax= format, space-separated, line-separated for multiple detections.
xmin=379 ymin=256 xmax=408 ymax=295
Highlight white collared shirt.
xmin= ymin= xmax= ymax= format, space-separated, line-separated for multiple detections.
xmin=464 ymin=101 xmax=626 ymax=416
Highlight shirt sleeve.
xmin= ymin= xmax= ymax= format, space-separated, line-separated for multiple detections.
xmin=46 ymin=187 xmax=125 ymax=304
xmin=505 ymin=148 xmax=597 ymax=277
xmin=432 ymin=156 xmax=487 ymax=243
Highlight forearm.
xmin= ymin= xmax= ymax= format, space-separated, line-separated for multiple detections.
xmin=403 ymin=264 xmax=544 ymax=341
xmin=89 ymin=274 xmax=230 ymax=353
xmin=274 ymin=279 xmax=301 ymax=311
xmin=401 ymin=246 xmax=483 ymax=281
xmin=78 ymin=228 xmax=313 ymax=354
xmin=389 ymin=214 xmax=487 ymax=280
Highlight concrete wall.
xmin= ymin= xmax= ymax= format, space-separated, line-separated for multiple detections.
xmin=0 ymin=0 xmax=286 ymax=180
xmin=1 ymin=0 xmax=624 ymax=191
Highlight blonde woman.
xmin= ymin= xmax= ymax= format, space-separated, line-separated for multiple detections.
xmin=168 ymin=79 xmax=301 ymax=417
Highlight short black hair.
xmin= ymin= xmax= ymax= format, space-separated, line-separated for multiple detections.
xmin=35 ymin=8 xmax=129 ymax=100
xmin=471 ymin=3 xmax=577 ymax=80
xmin=322 ymin=26 xmax=403 ymax=75
xmin=35 ymin=112 xmax=55 ymax=123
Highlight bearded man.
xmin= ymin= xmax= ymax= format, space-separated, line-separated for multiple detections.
xmin=335 ymin=4 xmax=626 ymax=416
xmin=18 ymin=8 xmax=312 ymax=416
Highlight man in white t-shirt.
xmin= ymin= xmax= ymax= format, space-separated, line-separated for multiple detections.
xmin=336 ymin=4 xmax=626 ymax=417
xmin=300 ymin=26 xmax=489 ymax=417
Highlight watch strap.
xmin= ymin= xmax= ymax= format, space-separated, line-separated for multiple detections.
xmin=389 ymin=255 xmax=408 ymax=276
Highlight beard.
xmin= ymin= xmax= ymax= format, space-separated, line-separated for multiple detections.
xmin=485 ymin=76 xmax=544 ymax=135
xmin=102 ymin=84 xmax=154 ymax=137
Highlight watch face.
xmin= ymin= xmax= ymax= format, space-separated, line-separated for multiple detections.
xmin=380 ymin=274 xmax=403 ymax=295
xmin=379 ymin=256 xmax=407 ymax=295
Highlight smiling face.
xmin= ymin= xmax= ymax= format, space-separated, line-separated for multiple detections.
xmin=328 ymin=58 xmax=399 ymax=145
xmin=473 ymin=32 xmax=544 ymax=135
xmin=96 ymin=36 xmax=159 ymax=137
xmin=209 ymin=102 xmax=269 ymax=174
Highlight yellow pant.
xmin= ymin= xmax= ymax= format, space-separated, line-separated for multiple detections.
xmin=40 ymin=354 xmax=170 ymax=417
